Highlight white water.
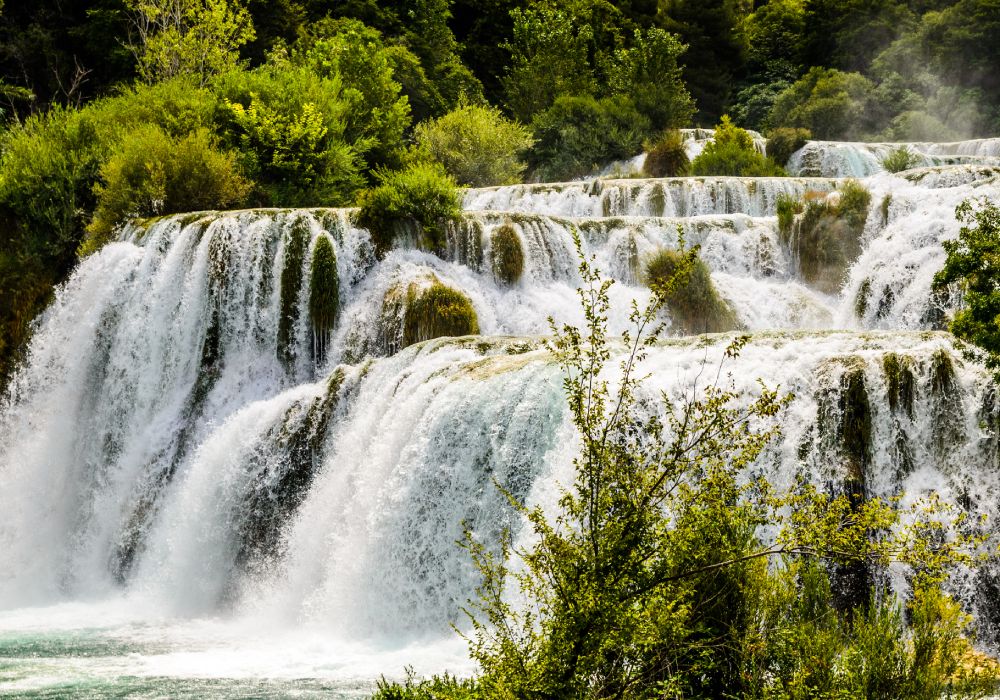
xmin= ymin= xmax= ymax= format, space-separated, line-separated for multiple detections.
xmin=3 ymin=142 xmax=1000 ymax=694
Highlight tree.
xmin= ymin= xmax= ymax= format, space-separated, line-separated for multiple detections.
xmin=502 ymin=1 xmax=596 ymax=122
xmin=414 ymin=104 xmax=533 ymax=187
xmin=658 ymin=0 xmax=748 ymax=124
xmin=933 ymin=199 xmax=1000 ymax=372
xmin=127 ymin=0 xmax=255 ymax=85
xmin=768 ymin=66 xmax=876 ymax=139
xmin=606 ymin=28 xmax=695 ymax=131
xmin=449 ymin=234 xmax=985 ymax=697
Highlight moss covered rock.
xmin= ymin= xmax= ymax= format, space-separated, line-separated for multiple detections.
xmin=381 ymin=276 xmax=480 ymax=353
xmin=490 ymin=225 xmax=525 ymax=286
xmin=309 ymin=235 xmax=339 ymax=364
xmin=644 ymin=249 xmax=739 ymax=334
xmin=779 ymin=181 xmax=872 ymax=294
xmin=278 ymin=218 xmax=311 ymax=366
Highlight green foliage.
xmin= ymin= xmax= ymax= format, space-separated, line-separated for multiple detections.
xmin=414 ymin=104 xmax=533 ymax=187
xmin=216 ymin=61 xmax=363 ymax=206
xmin=777 ymin=192 xmax=803 ymax=238
xmin=129 ymin=0 xmax=256 ymax=86
xmin=435 ymin=232 xmax=988 ymax=698
xmin=780 ymin=182 xmax=872 ymax=294
xmin=399 ymin=279 xmax=479 ymax=348
xmin=528 ymin=95 xmax=650 ymax=182
xmin=659 ymin=0 xmax=747 ymax=123
xmin=767 ymin=127 xmax=812 ymax=167
xmin=292 ymin=18 xmax=411 ymax=169
xmin=691 ymin=116 xmax=786 ymax=177
xmin=605 ymin=28 xmax=695 ymax=132
xmin=278 ymin=218 xmax=309 ymax=366
xmin=502 ymin=2 xmax=596 ymax=123
xmin=373 ymin=670 xmax=479 ymax=700
xmin=768 ymin=67 xmax=877 ymax=140
xmin=933 ymin=199 xmax=1000 ymax=372
xmin=309 ymin=234 xmax=339 ymax=364
xmin=84 ymin=125 xmax=249 ymax=253
xmin=881 ymin=145 xmax=920 ymax=174
xmin=645 ymin=246 xmax=739 ymax=334
xmin=356 ymin=162 xmax=462 ymax=255
xmin=885 ymin=110 xmax=958 ymax=142
xmin=489 ymin=225 xmax=524 ymax=287
xmin=642 ymin=129 xmax=690 ymax=178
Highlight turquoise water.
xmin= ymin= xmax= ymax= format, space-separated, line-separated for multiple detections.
xmin=0 ymin=629 xmax=373 ymax=698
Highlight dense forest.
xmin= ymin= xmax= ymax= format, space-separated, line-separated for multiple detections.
xmin=0 ymin=0 xmax=998 ymax=383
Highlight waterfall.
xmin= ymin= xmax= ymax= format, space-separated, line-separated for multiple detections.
xmin=3 ymin=136 xmax=1000 ymax=691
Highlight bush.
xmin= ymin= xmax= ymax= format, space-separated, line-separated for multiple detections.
xmin=84 ymin=125 xmax=250 ymax=254
xmin=386 ymin=278 xmax=480 ymax=349
xmin=881 ymin=145 xmax=920 ymax=173
xmin=768 ymin=67 xmax=876 ymax=140
xmin=645 ymin=248 xmax=739 ymax=334
xmin=780 ymin=181 xmax=872 ymax=294
xmin=691 ymin=116 xmax=786 ymax=177
xmin=292 ymin=18 xmax=411 ymax=169
xmin=356 ymin=162 xmax=462 ymax=255
xmin=933 ymin=198 xmax=1000 ymax=372
xmin=767 ymin=127 xmax=811 ymax=166
xmin=215 ymin=61 xmax=364 ymax=206
xmin=884 ymin=110 xmax=957 ymax=142
xmin=414 ymin=104 xmax=533 ymax=187
xmin=606 ymin=28 xmax=695 ymax=132
xmin=490 ymin=224 xmax=524 ymax=286
xmin=643 ymin=130 xmax=689 ymax=178
xmin=528 ymin=94 xmax=651 ymax=182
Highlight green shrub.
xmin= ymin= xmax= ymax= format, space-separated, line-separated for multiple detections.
xmin=643 ymin=130 xmax=689 ymax=177
xmin=881 ymin=145 xmax=920 ymax=173
xmin=776 ymin=192 xmax=803 ymax=237
xmin=415 ymin=104 xmax=533 ymax=187
xmin=691 ymin=116 xmax=786 ymax=177
xmin=215 ymin=61 xmax=364 ymax=206
xmin=767 ymin=127 xmax=811 ymax=166
xmin=373 ymin=671 xmax=479 ymax=700
xmin=780 ymin=181 xmax=872 ymax=294
xmin=933 ymin=199 xmax=1000 ymax=372
xmin=768 ymin=67 xmax=876 ymax=140
xmin=490 ymin=225 xmax=525 ymax=286
xmin=528 ymin=94 xmax=651 ymax=182
xmin=356 ymin=162 xmax=462 ymax=255
xmin=292 ymin=18 xmax=411 ymax=169
xmin=381 ymin=278 xmax=479 ymax=352
xmin=84 ymin=125 xmax=250 ymax=254
xmin=605 ymin=28 xmax=696 ymax=132
xmin=644 ymin=248 xmax=739 ymax=334
xmin=309 ymin=234 xmax=339 ymax=363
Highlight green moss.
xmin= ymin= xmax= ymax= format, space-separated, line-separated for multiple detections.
xmin=309 ymin=235 xmax=339 ymax=365
xmin=781 ymin=181 xmax=871 ymax=294
xmin=278 ymin=218 xmax=310 ymax=366
xmin=235 ymin=368 xmax=345 ymax=571
xmin=490 ymin=225 xmax=525 ymax=286
xmin=882 ymin=353 xmax=915 ymax=417
xmin=880 ymin=194 xmax=892 ymax=226
xmin=855 ymin=279 xmax=871 ymax=318
xmin=776 ymin=193 xmax=802 ymax=240
xmin=403 ymin=281 xmax=480 ymax=347
xmin=644 ymin=249 xmax=740 ymax=334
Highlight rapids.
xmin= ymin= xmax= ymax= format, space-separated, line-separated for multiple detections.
xmin=2 ymin=136 xmax=1000 ymax=695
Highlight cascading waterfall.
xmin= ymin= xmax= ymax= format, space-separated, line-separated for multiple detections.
xmin=3 ymin=138 xmax=1000 ymax=694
